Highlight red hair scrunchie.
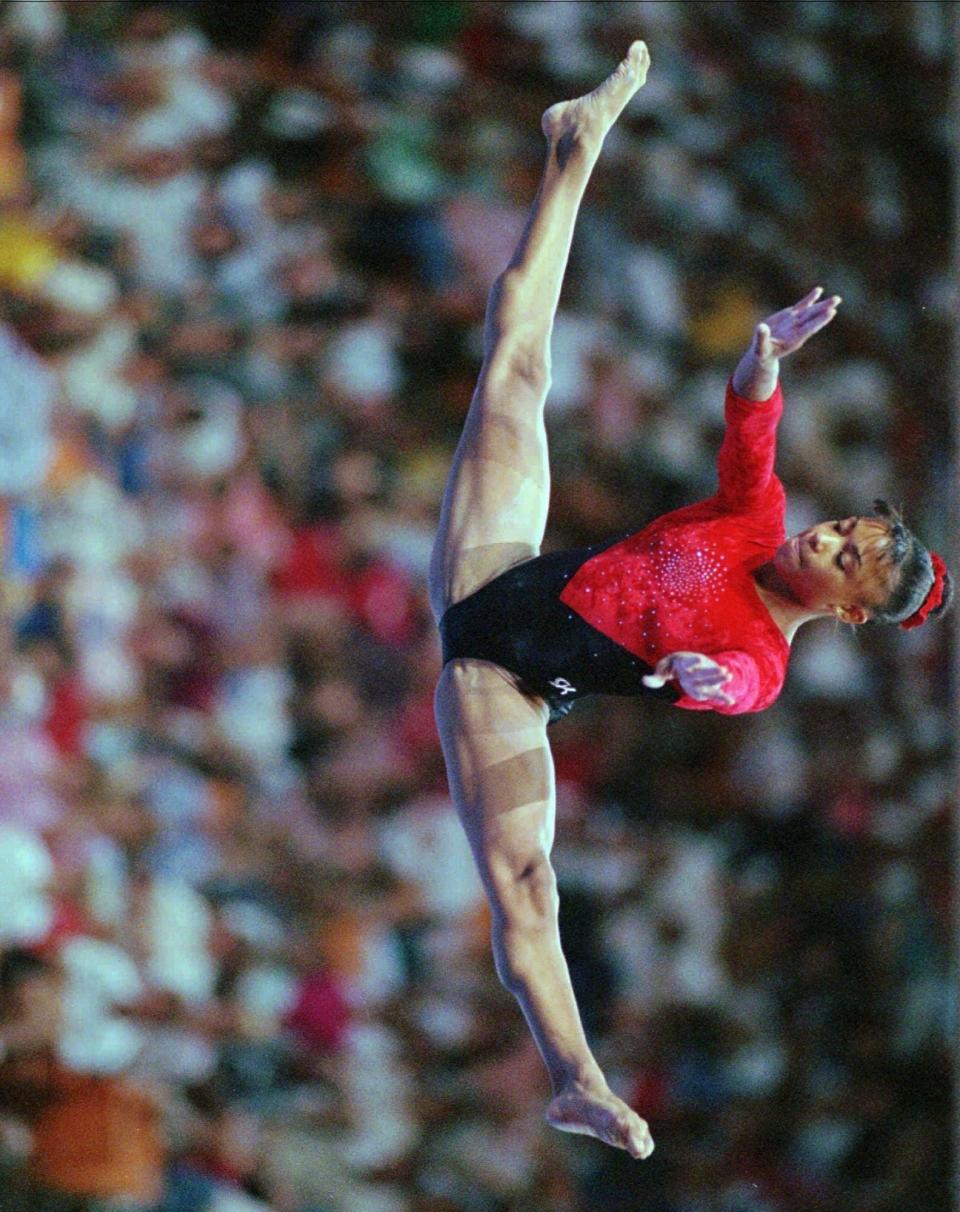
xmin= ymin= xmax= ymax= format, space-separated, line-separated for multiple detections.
xmin=899 ymin=552 xmax=947 ymax=630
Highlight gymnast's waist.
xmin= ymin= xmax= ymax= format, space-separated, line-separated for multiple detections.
xmin=439 ymin=598 xmax=521 ymax=674
xmin=438 ymin=578 xmax=678 ymax=706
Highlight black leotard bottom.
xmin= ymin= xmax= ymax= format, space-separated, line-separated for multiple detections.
xmin=439 ymin=540 xmax=678 ymax=723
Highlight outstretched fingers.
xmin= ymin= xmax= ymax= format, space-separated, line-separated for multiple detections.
xmin=761 ymin=290 xmax=842 ymax=358
xmin=673 ymin=653 xmax=734 ymax=705
xmin=794 ymin=290 xmax=841 ymax=325
xmin=642 ymin=652 xmax=734 ymax=705
xmin=799 ymin=298 xmax=840 ymax=335
xmin=789 ymin=294 xmax=841 ymax=343
xmin=791 ymin=285 xmax=824 ymax=311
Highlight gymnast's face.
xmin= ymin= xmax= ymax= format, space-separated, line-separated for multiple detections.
xmin=773 ymin=516 xmax=899 ymax=622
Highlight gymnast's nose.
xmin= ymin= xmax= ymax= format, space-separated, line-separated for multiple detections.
xmin=814 ymin=529 xmax=844 ymax=559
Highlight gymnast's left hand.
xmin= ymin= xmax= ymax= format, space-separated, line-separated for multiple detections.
xmin=753 ymin=286 xmax=841 ymax=363
xmin=642 ymin=651 xmax=735 ymax=706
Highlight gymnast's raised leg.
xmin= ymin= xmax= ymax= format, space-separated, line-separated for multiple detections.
xmin=430 ymin=42 xmax=654 ymax=1159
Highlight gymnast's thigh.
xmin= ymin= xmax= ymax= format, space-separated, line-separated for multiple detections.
xmin=428 ymin=367 xmax=551 ymax=621
xmin=434 ymin=659 xmax=555 ymax=886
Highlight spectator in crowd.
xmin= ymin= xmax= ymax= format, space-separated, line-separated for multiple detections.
xmin=0 ymin=948 xmax=165 ymax=1211
xmin=0 ymin=2 xmax=950 ymax=1209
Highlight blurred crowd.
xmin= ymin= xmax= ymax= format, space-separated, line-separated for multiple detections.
xmin=0 ymin=2 xmax=952 ymax=1210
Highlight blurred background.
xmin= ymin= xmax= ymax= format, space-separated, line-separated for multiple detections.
xmin=0 ymin=2 xmax=952 ymax=1210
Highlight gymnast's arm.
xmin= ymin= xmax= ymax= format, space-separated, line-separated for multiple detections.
xmin=641 ymin=291 xmax=840 ymax=711
xmin=720 ymin=288 xmax=841 ymax=508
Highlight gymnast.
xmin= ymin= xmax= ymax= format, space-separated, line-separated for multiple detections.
xmin=429 ymin=42 xmax=951 ymax=1159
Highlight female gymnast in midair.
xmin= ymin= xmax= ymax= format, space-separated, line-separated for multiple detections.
xmin=429 ymin=42 xmax=951 ymax=1160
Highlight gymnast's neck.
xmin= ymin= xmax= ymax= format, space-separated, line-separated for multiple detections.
xmin=751 ymin=560 xmax=825 ymax=643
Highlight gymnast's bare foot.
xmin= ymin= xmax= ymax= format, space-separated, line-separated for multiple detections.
xmin=546 ymin=1077 xmax=655 ymax=1160
xmin=541 ymin=40 xmax=650 ymax=165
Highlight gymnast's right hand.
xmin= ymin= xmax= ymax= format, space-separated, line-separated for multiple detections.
xmin=642 ymin=651 xmax=734 ymax=706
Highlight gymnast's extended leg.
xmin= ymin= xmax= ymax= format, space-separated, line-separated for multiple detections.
xmin=431 ymin=42 xmax=654 ymax=1158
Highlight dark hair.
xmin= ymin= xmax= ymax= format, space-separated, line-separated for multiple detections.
xmin=867 ymin=499 xmax=953 ymax=626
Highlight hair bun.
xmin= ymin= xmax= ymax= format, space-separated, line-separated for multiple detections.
xmin=899 ymin=552 xmax=949 ymax=630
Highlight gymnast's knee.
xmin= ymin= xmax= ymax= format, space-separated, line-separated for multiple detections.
xmin=489 ymin=850 xmax=560 ymax=937
xmin=483 ymin=278 xmax=552 ymax=389
xmin=491 ymin=871 xmax=561 ymax=993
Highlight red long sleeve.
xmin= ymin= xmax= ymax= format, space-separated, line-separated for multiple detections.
xmin=717 ymin=380 xmax=783 ymax=509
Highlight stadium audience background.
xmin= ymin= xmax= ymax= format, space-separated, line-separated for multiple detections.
xmin=0 ymin=2 xmax=952 ymax=1210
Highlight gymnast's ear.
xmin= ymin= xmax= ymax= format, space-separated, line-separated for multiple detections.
xmin=835 ymin=603 xmax=869 ymax=625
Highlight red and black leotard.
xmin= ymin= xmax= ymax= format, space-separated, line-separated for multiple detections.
xmin=439 ymin=381 xmax=789 ymax=721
